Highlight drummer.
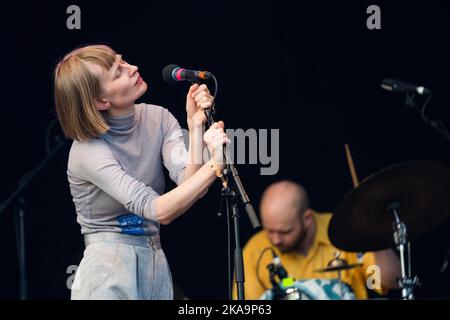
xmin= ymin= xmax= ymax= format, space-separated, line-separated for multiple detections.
xmin=234 ymin=180 xmax=401 ymax=299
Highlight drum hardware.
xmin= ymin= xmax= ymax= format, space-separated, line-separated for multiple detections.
xmin=330 ymin=161 xmax=450 ymax=299
xmin=314 ymin=251 xmax=363 ymax=298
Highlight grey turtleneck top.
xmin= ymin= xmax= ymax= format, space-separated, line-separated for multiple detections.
xmin=67 ymin=103 xmax=187 ymax=236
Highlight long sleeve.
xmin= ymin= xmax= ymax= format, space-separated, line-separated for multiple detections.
xmin=160 ymin=108 xmax=188 ymax=186
xmin=69 ymin=139 xmax=161 ymax=222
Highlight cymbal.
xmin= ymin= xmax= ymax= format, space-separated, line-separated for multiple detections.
xmin=315 ymin=263 xmax=363 ymax=273
xmin=329 ymin=161 xmax=450 ymax=252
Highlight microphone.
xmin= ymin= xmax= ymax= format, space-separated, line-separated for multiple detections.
xmin=268 ymin=249 xmax=294 ymax=287
xmin=162 ymin=64 xmax=212 ymax=84
xmin=267 ymin=249 xmax=298 ymax=300
xmin=440 ymin=246 xmax=450 ymax=274
xmin=272 ymin=256 xmax=289 ymax=280
xmin=381 ymin=78 xmax=430 ymax=95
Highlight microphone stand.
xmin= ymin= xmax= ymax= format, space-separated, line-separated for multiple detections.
xmin=207 ymin=109 xmax=260 ymax=300
xmin=402 ymin=89 xmax=450 ymax=144
xmin=200 ymin=75 xmax=261 ymax=300
xmin=0 ymin=120 xmax=66 ymax=299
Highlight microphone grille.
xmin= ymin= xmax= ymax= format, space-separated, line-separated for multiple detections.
xmin=381 ymin=78 xmax=395 ymax=91
xmin=162 ymin=64 xmax=179 ymax=83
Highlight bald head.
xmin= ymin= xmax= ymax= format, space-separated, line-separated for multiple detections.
xmin=260 ymin=181 xmax=309 ymax=222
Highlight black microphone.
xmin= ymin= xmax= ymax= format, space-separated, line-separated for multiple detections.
xmin=271 ymin=254 xmax=289 ymax=280
xmin=440 ymin=246 xmax=450 ymax=274
xmin=268 ymin=249 xmax=294 ymax=285
xmin=162 ymin=64 xmax=212 ymax=84
xmin=267 ymin=249 xmax=298 ymax=300
xmin=381 ymin=78 xmax=430 ymax=95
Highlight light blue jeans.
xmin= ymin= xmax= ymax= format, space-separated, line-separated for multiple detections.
xmin=71 ymin=232 xmax=173 ymax=300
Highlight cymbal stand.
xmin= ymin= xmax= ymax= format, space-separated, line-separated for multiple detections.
xmin=387 ymin=202 xmax=420 ymax=300
xmin=332 ymin=252 xmax=345 ymax=297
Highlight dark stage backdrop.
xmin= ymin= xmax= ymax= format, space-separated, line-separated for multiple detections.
xmin=2 ymin=1 xmax=450 ymax=299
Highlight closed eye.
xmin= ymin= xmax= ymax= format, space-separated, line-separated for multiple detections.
xmin=114 ymin=67 xmax=122 ymax=79
xmin=114 ymin=60 xmax=130 ymax=79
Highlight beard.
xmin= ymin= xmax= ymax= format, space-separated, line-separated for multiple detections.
xmin=278 ymin=218 xmax=308 ymax=253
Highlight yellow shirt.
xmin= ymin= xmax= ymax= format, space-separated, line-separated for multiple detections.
xmin=234 ymin=212 xmax=380 ymax=300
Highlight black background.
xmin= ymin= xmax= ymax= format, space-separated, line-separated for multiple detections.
xmin=2 ymin=0 xmax=450 ymax=299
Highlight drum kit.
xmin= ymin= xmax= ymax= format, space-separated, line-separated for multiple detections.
xmin=263 ymin=151 xmax=450 ymax=300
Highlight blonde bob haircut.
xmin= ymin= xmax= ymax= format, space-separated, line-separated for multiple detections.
xmin=54 ymin=44 xmax=118 ymax=141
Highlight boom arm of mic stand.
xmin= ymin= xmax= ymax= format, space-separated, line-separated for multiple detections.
xmin=228 ymin=164 xmax=260 ymax=229
xmin=204 ymin=109 xmax=261 ymax=230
